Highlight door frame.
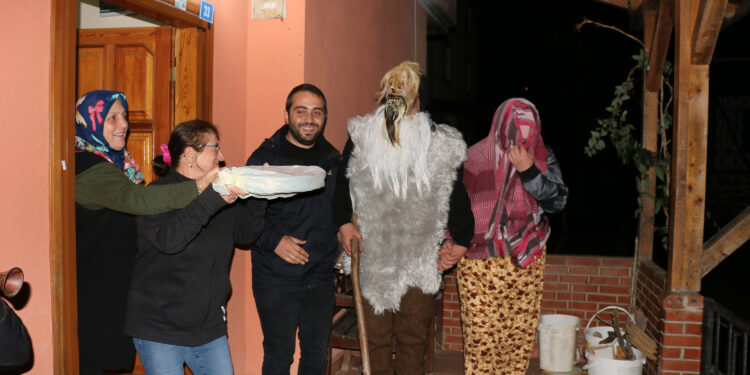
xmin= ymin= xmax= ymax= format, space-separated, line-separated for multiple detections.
xmin=49 ymin=1 xmax=213 ymax=373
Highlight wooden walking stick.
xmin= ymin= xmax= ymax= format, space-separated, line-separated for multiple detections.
xmin=350 ymin=215 xmax=371 ymax=375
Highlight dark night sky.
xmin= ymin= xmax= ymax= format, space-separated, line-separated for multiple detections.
xmin=430 ymin=1 xmax=644 ymax=257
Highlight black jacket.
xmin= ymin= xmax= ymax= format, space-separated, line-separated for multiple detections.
xmin=124 ymin=170 xmax=265 ymax=346
xmin=246 ymin=125 xmax=341 ymax=291
xmin=0 ymin=299 xmax=31 ymax=371
xmin=75 ymin=152 xmax=136 ymax=369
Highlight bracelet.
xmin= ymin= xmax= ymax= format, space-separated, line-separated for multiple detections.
xmin=195 ymin=179 xmax=204 ymax=194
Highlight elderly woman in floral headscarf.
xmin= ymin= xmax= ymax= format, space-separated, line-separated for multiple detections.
xmin=458 ymin=98 xmax=568 ymax=374
xmin=74 ymin=90 xmax=217 ymax=375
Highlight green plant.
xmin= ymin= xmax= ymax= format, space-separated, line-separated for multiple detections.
xmin=580 ymin=22 xmax=674 ymax=250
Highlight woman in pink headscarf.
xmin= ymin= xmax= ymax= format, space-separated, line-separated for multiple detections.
xmin=458 ymin=98 xmax=568 ymax=374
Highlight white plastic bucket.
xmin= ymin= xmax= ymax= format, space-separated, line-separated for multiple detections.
xmin=584 ymin=306 xmax=635 ymax=349
xmin=538 ymin=314 xmax=580 ymax=372
xmin=584 ymin=345 xmax=645 ymax=375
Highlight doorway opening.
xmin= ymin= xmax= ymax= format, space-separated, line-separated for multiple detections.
xmin=50 ymin=0 xmax=213 ymax=372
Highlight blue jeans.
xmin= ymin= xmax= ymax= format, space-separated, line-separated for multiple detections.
xmin=254 ymin=282 xmax=335 ymax=375
xmin=133 ymin=336 xmax=233 ymax=375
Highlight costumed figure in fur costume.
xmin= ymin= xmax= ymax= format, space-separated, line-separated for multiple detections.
xmin=459 ymin=98 xmax=568 ymax=374
xmin=333 ymin=61 xmax=474 ymax=374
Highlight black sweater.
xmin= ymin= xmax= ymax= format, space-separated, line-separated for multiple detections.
xmin=124 ymin=170 xmax=265 ymax=346
xmin=332 ymin=138 xmax=474 ymax=248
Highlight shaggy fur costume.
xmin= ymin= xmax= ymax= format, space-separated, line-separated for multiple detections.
xmin=345 ymin=106 xmax=467 ymax=313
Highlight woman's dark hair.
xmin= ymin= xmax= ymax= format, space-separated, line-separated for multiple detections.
xmin=153 ymin=119 xmax=219 ymax=177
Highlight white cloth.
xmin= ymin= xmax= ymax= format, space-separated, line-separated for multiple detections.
xmin=212 ymin=165 xmax=325 ymax=199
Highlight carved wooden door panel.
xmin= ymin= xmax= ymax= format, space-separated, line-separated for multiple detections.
xmin=77 ymin=27 xmax=173 ymax=184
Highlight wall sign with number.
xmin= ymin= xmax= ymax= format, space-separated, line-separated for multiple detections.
xmin=199 ymin=0 xmax=214 ymax=23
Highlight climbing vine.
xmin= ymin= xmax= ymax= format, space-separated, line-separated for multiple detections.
xmin=579 ymin=19 xmax=673 ymax=250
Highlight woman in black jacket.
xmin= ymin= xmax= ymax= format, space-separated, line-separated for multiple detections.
xmin=124 ymin=120 xmax=265 ymax=374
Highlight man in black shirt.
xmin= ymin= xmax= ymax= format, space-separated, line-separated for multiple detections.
xmin=246 ymin=84 xmax=341 ymax=375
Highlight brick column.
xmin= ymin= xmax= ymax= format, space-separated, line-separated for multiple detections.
xmin=660 ymin=293 xmax=703 ymax=374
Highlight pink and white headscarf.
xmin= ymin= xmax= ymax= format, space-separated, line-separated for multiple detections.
xmin=463 ymin=98 xmax=549 ymax=268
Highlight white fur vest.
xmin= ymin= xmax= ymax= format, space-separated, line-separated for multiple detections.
xmin=344 ymin=106 xmax=467 ymax=313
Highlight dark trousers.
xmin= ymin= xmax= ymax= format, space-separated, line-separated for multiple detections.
xmin=254 ymin=282 xmax=335 ymax=375
xmin=364 ymin=287 xmax=436 ymax=375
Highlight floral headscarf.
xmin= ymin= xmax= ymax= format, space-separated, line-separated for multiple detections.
xmin=75 ymin=90 xmax=144 ymax=184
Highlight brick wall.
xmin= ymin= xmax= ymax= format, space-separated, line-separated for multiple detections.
xmin=635 ymin=259 xmax=667 ymax=375
xmin=438 ymin=255 xmax=635 ymax=355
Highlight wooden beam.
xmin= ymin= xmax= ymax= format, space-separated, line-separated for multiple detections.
xmin=144 ymin=0 xmax=202 ymax=17
xmin=105 ymin=0 xmax=209 ymax=29
xmin=691 ymin=0 xmax=728 ymax=64
xmin=667 ymin=0 xmax=709 ymax=292
xmin=50 ymin=0 xmax=79 ymax=373
xmin=702 ymin=206 xmax=750 ymax=277
xmin=646 ymin=0 xmax=673 ymax=91
xmin=595 ymin=0 xmax=644 ymax=10
xmin=638 ymin=0 xmax=660 ymax=260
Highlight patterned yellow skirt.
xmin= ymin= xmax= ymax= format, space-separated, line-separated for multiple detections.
xmin=457 ymin=254 xmax=545 ymax=375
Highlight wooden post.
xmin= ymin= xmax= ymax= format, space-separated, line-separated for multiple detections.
xmin=638 ymin=0 xmax=662 ymax=261
xmin=667 ymin=0 xmax=713 ymax=292
xmin=50 ymin=0 xmax=80 ymax=373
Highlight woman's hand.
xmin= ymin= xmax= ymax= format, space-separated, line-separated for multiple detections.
xmin=220 ymin=185 xmax=246 ymax=204
xmin=196 ymin=166 xmax=220 ymax=193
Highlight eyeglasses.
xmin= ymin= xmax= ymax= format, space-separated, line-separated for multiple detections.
xmin=199 ymin=144 xmax=220 ymax=153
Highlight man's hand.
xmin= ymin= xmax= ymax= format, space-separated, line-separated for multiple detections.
xmin=508 ymin=144 xmax=534 ymax=172
xmin=337 ymin=223 xmax=362 ymax=256
xmin=274 ymin=235 xmax=309 ymax=265
xmin=437 ymin=240 xmax=468 ymax=272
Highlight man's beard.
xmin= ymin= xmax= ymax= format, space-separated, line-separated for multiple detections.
xmin=288 ymin=120 xmax=324 ymax=146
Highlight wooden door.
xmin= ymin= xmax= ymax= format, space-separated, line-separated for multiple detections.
xmin=77 ymin=27 xmax=173 ymax=184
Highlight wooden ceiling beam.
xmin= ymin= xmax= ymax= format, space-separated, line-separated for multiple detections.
xmin=646 ymin=0 xmax=673 ymax=91
xmin=691 ymin=0 xmax=728 ymax=64
xmin=702 ymin=206 xmax=750 ymax=277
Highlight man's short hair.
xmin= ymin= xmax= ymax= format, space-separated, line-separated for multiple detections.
xmin=285 ymin=83 xmax=327 ymax=115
